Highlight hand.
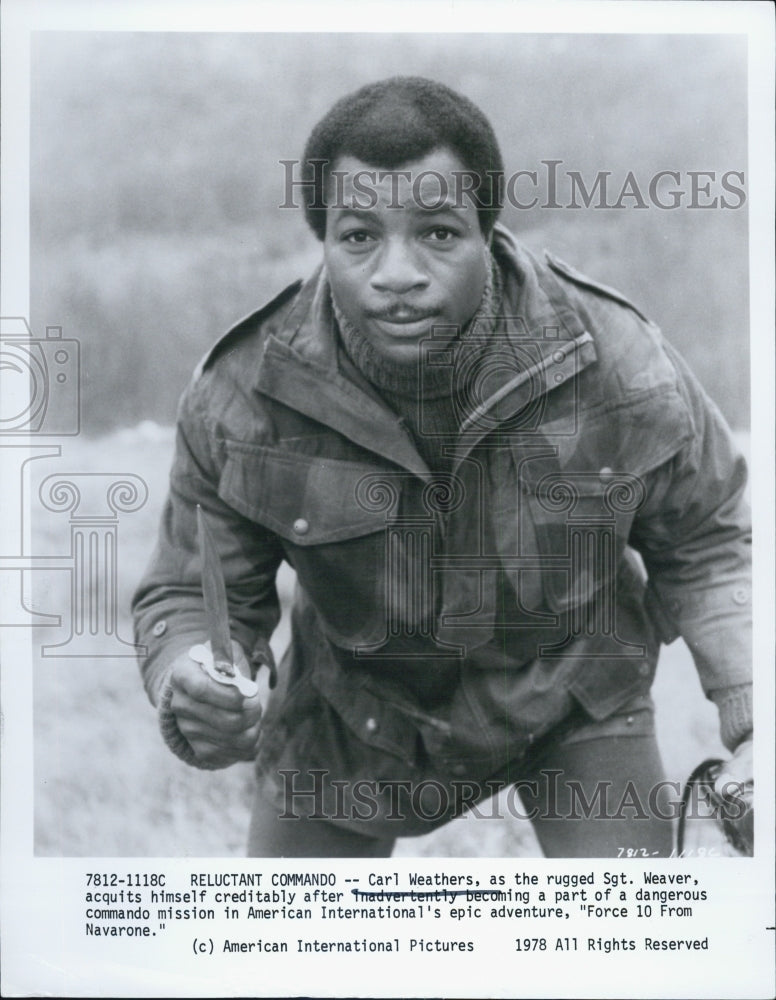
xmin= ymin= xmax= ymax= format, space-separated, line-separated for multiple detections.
xmin=168 ymin=640 xmax=262 ymax=768
xmin=714 ymin=738 xmax=753 ymax=799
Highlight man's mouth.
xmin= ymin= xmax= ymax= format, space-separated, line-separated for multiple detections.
xmin=368 ymin=310 xmax=435 ymax=323
xmin=365 ymin=306 xmax=440 ymax=329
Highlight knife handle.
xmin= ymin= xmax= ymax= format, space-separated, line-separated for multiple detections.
xmin=188 ymin=642 xmax=259 ymax=699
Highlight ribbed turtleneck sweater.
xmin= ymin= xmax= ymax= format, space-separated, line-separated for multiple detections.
xmin=331 ymin=256 xmax=503 ymax=473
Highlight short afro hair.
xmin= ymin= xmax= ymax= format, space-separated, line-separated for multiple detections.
xmin=301 ymin=76 xmax=504 ymax=240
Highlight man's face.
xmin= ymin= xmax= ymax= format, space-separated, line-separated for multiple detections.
xmin=323 ymin=148 xmax=490 ymax=364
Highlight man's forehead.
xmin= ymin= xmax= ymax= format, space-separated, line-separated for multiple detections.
xmin=327 ymin=149 xmax=478 ymax=214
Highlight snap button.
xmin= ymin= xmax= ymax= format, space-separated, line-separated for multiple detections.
xmin=732 ymin=588 xmax=748 ymax=605
xmin=599 ymin=466 xmax=613 ymax=480
xmin=152 ymin=619 xmax=167 ymax=637
xmin=293 ymin=518 xmax=309 ymax=536
xmin=638 ymin=663 xmax=649 ymax=676
xmin=626 ymin=715 xmax=635 ymax=726
xmin=365 ymin=717 xmax=378 ymax=734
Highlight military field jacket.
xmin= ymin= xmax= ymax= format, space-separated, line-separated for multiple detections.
xmin=133 ymin=226 xmax=751 ymax=831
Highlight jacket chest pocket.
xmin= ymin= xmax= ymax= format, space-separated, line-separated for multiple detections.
xmin=218 ymin=441 xmax=392 ymax=543
xmin=514 ymin=438 xmax=646 ymax=626
xmin=519 ymin=458 xmax=645 ymax=615
xmin=514 ymin=389 xmax=693 ymax=616
xmin=217 ymin=442 xmax=394 ymax=645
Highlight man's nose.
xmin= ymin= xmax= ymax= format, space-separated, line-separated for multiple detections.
xmin=369 ymin=239 xmax=430 ymax=295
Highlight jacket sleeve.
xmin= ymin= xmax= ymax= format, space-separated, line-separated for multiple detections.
xmin=131 ymin=372 xmax=284 ymax=762
xmin=630 ymin=341 xmax=752 ymax=749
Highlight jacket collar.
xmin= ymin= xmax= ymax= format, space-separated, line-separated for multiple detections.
xmin=255 ymin=268 xmax=432 ymax=476
xmin=254 ymin=225 xmax=597 ymax=476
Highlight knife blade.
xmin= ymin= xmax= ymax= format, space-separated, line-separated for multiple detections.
xmin=197 ymin=504 xmax=234 ymax=670
xmin=191 ymin=505 xmax=258 ymax=698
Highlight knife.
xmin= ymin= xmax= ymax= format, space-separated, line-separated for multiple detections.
xmin=188 ymin=505 xmax=258 ymax=698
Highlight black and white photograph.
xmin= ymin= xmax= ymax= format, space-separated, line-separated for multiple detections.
xmin=1 ymin=1 xmax=774 ymax=997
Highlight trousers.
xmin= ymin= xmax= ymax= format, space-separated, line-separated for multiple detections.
xmin=247 ymin=704 xmax=675 ymax=858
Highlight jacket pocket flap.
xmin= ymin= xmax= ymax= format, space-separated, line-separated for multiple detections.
xmin=219 ymin=442 xmax=390 ymax=544
xmin=528 ymin=387 xmax=696 ymax=483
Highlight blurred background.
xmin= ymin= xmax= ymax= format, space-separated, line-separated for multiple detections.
xmin=28 ymin=32 xmax=748 ymax=856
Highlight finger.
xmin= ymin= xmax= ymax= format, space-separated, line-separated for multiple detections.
xmin=173 ymin=663 xmax=251 ymax=711
xmin=713 ymin=775 xmax=736 ymax=797
xmin=188 ymin=739 xmax=258 ymax=767
xmin=182 ymin=728 xmax=260 ymax=757
xmin=713 ymin=771 xmax=751 ymax=799
xmin=171 ymin=693 xmax=263 ymax=733
xmin=185 ymin=724 xmax=262 ymax=760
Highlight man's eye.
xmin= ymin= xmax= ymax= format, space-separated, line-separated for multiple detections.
xmin=426 ymin=227 xmax=457 ymax=242
xmin=342 ymin=231 xmax=375 ymax=245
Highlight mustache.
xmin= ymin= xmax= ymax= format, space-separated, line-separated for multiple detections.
xmin=363 ymin=303 xmax=441 ymax=322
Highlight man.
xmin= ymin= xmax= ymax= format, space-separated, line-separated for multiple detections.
xmin=132 ymin=77 xmax=752 ymax=858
